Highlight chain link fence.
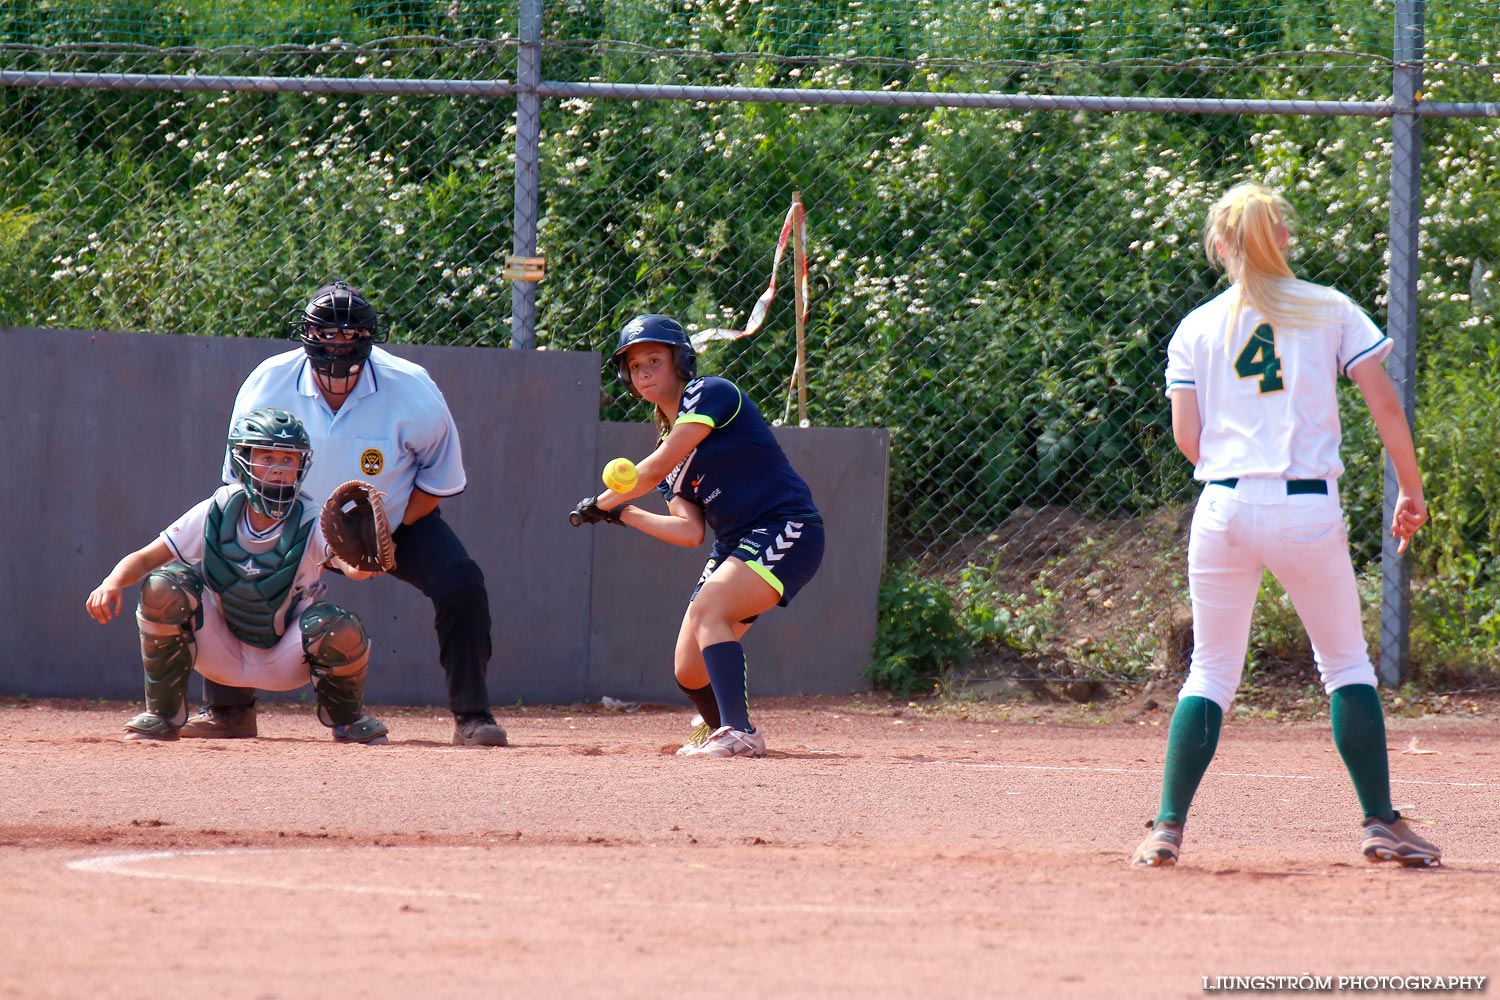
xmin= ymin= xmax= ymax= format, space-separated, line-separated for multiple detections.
xmin=4 ymin=1 xmax=1499 ymax=688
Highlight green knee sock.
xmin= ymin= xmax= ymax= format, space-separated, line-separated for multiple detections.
xmin=1330 ymin=684 xmax=1395 ymax=823
xmin=1156 ymin=696 xmax=1223 ymax=827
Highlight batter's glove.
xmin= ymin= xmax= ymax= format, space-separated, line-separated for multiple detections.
xmin=569 ymin=496 xmax=623 ymax=527
xmin=321 ymin=480 xmax=398 ymax=573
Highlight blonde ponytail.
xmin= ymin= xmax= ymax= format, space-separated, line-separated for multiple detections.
xmin=1204 ymin=182 xmax=1331 ymax=331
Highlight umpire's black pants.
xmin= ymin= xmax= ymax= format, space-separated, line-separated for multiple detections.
xmin=202 ymin=508 xmax=495 ymax=717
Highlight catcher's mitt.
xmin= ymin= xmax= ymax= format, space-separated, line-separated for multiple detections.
xmin=321 ymin=480 xmax=397 ymax=573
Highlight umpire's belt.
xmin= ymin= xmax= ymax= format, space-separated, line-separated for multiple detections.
xmin=1209 ymin=478 xmax=1328 ymax=495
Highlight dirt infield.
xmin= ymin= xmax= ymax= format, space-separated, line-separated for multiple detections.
xmin=2 ymin=696 xmax=1496 ymax=999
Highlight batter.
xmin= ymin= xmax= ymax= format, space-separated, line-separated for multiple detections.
xmin=572 ymin=314 xmax=824 ymax=759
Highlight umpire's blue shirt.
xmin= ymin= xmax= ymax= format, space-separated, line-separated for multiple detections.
xmin=225 ymin=347 xmax=467 ymax=525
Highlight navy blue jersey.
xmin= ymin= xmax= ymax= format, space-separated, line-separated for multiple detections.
xmin=654 ymin=376 xmax=820 ymax=543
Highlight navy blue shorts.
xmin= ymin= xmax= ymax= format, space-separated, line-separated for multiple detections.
xmin=690 ymin=518 xmax=825 ymax=611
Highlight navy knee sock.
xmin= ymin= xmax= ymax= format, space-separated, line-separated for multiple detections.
xmin=701 ymin=641 xmax=752 ymax=733
xmin=676 ymin=679 xmax=721 ymax=730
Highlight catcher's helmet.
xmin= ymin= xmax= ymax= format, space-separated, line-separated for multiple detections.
xmin=608 ymin=314 xmax=697 ymax=396
xmin=295 ymin=281 xmax=385 ymax=391
xmin=228 ymin=407 xmax=312 ymax=521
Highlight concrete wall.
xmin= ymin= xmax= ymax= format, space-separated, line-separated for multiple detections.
xmin=0 ymin=327 xmax=887 ymax=708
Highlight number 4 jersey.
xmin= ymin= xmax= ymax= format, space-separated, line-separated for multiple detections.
xmin=1164 ymin=280 xmax=1392 ymax=483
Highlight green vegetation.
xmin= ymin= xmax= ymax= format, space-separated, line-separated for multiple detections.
xmin=3 ymin=2 xmax=1499 ymax=685
xmin=866 ymin=563 xmax=971 ymax=696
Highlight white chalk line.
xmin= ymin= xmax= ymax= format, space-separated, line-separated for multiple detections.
xmin=7 ymin=742 xmax=1488 ymax=789
xmin=924 ymin=759 xmax=1496 ymax=788
xmin=65 ymin=847 xmax=1500 ymax=924
xmin=65 ymin=848 xmax=920 ymax=917
xmin=68 ymin=848 xmax=490 ymax=901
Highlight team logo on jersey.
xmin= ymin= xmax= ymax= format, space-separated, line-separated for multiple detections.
xmin=666 ymin=449 xmax=698 ymax=494
xmin=360 ymin=448 xmax=384 ymax=476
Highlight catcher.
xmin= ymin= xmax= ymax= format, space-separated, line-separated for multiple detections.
xmin=85 ymin=408 xmax=392 ymax=744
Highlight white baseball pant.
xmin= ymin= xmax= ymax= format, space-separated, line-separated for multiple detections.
xmin=1179 ymin=478 xmax=1378 ymax=710
xmin=191 ymin=592 xmax=314 ymax=692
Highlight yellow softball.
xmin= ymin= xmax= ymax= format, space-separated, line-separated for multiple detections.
xmin=603 ymin=457 xmax=639 ymax=493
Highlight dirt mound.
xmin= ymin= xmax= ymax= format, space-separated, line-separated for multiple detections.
xmin=900 ymin=505 xmax=1187 ymax=712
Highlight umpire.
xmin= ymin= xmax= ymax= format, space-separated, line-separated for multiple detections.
xmin=182 ymin=280 xmax=508 ymax=746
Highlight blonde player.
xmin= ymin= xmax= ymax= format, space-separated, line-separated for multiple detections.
xmin=1131 ymin=182 xmax=1440 ymax=868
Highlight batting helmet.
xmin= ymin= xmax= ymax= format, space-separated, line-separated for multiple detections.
xmin=228 ymin=407 xmax=312 ymax=521
xmin=294 ymin=281 xmax=385 ymax=389
xmin=608 ymin=314 xmax=697 ymax=395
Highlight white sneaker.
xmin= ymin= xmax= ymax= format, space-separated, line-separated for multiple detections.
xmin=675 ymin=721 xmax=715 ymax=756
xmin=683 ymin=725 xmax=766 ymax=758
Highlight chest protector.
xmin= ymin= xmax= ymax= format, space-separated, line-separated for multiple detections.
xmin=202 ymin=491 xmax=315 ymax=648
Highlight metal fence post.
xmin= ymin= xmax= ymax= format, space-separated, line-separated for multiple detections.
xmin=510 ymin=0 xmax=543 ymax=349
xmin=1380 ymin=0 xmax=1425 ymax=687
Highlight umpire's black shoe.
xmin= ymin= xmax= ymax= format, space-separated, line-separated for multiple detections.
xmin=453 ymin=713 xmax=508 ymax=747
xmin=180 ymin=704 xmax=257 ymax=739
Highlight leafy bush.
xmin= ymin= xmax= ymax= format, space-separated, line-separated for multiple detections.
xmin=865 ymin=562 xmax=969 ymax=695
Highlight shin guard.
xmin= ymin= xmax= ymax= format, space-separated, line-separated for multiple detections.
xmin=302 ymin=602 xmax=371 ymax=727
xmin=131 ymin=565 xmax=204 ymax=729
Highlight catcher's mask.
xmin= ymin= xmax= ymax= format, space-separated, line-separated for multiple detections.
xmin=608 ymin=314 xmax=697 ymax=397
xmin=228 ymin=408 xmax=313 ymax=521
xmin=294 ymin=280 xmax=385 ymax=395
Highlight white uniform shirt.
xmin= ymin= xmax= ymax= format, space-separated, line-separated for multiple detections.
xmin=162 ymin=485 xmax=331 ymax=605
xmin=225 ymin=346 xmax=467 ymax=525
xmin=1164 ymin=281 xmax=1391 ymax=482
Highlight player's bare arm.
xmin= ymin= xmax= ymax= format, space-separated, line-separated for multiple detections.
xmin=616 ymin=495 xmax=707 ymax=547
xmin=86 ymin=537 xmax=173 ymax=624
xmin=595 ymin=419 xmax=713 ymax=510
xmin=402 ymin=486 xmax=443 ymax=526
xmin=1349 ymin=359 xmax=1427 ymax=553
xmin=1168 ymin=388 xmax=1203 ymax=466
